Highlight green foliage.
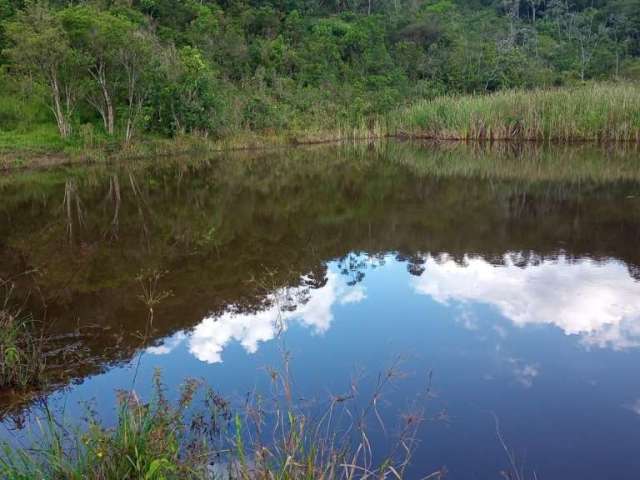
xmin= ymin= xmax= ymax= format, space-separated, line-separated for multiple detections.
xmin=0 ymin=0 xmax=638 ymax=146
xmin=147 ymin=46 xmax=225 ymax=137
xmin=0 ymin=374 xmax=212 ymax=479
xmin=0 ymin=0 xmax=13 ymax=63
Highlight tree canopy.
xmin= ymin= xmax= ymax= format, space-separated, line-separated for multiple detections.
xmin=1 ymin=0 xmax=638 ymax=140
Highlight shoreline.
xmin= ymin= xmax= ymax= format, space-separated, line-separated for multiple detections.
xmin=2 ymin=83 xmax=639 ymax=173
xmin=3 ymin=131 xmax=640 ymax=174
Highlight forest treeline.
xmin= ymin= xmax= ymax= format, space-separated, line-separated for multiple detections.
xmin=0 ymin=0 xmax=639 ymax=144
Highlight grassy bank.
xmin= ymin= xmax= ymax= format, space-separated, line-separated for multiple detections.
xmin=392 ymin=83 xmax=640 ymax=142
xmin=2 ymin=82 xmax=640 ymax=171
xmin=0 ymin=122 xmax=385 ymax=171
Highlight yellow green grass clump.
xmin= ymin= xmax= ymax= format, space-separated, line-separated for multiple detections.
xmin=393 ymin=83 xmax=640 ymax=142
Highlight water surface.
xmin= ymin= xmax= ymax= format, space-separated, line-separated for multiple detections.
xmin=2 ymin=142 xmax=640 ymax=478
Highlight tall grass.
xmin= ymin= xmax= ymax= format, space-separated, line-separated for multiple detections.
xmin=0 ymin=280 xmax=46 ymax=390
xmin=392 ymin=82 xmax=640 ymax=142
xmin=0 ymin=364 xmax=440 ymax=479
xmin=0 ymin=375 xmax=208 ymax=479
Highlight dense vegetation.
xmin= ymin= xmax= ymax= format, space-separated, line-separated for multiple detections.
xmin=0 ymin=0 xmax=639 ymax=151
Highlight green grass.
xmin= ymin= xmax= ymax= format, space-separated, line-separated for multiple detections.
xmin=0 ymin=376 xmax=205 ymax=479
xmin=0 ymin=282 xmax=45 ymax=390
xmin=392 ymin=82 xmax=640 ymax=142
xmin=0 ymin=125 xmax=73 ymax=153
xmin=0 ymin=365 xmax=438 ymax=480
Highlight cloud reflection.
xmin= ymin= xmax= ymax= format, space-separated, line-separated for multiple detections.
xmin=625 ymin=398 xmax=640 ymax=416
xmin=149 ymin=271 xmax=366 ymax=363
xmin=508 ymin=357 xmax=540 ymax=388
xmin=411 ymin=254 xmax=640 ymax=350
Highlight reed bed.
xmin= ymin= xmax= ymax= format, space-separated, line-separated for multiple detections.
xmin=392 ymin=83 xmax=640 ymax=143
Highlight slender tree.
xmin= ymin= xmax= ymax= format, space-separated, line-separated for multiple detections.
xmin=118 ymin=29 xmax=156 ymax=143
xmin=4 ymin=1 xmax=85 ymax=138
xmin=61 ymin=6 xmax=134 ymax=135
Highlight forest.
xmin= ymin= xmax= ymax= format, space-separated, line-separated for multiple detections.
xmin=0 ymin=0 xmax=639 ymax=148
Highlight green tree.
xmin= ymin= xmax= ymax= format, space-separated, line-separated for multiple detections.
xmin=4 ymin=1 xmax=85 ymax=138
xmin=0 ymin=0 xmax=15 ymax=65
xmin=61 ymin=5 xmax=136 ymax=135
xmin=149 ymin=46 xmax=224 ymax=136
xmin=118 ymin=28 xmax=158 ymax=143
xmin=568 ymin=9 xmax=609 ymax=81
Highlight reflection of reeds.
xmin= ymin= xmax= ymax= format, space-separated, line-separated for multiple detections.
xmin=130 ymin=269 xmax=172 ymax=395
xmin=387 ymin=140 xmax=640 ymax=184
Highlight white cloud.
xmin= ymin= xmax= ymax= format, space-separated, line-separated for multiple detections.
xmin=411 ymin=254 xmax=640 ymax=350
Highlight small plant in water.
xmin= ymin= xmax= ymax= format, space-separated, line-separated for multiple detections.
xmin=0 ymin=358 xmax=445 ymax=479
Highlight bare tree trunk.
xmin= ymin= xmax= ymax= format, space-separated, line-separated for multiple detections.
xmin=89 ymin=62 xmax=115 ymax=135
xmin=104 ymin=89 xmax=114 ymax=135
xmin=125 ymin=65 xmax=136 ymax=144
xmin=124 ymin=101 xmax=142 ymax=144
xmin=49 ymin=70 xmax=71 ymax=138
xmin=123 ymin=60 xmax=148 ymax=144
xmin=99 ymin=68 xmax=115 ymax=135
xmin=501 ymin=0 xmax=520 ymax=46
xmin=125 ymin=118 xmax=133 ymax=144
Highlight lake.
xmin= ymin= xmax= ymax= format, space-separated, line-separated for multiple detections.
xmin=2 ymin=141 xmax=640 ymax=479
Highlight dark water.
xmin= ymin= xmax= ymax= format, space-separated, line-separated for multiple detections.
xmin=2 ymin=142 xmax=640 ymax=478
